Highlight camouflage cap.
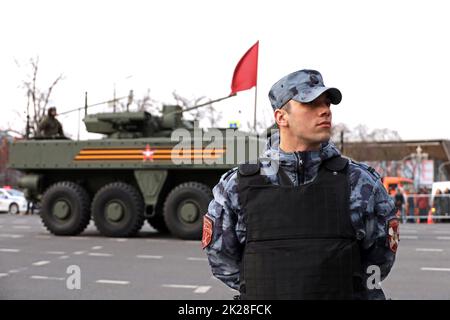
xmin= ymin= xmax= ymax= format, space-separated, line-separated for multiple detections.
xmin=268 ymin=69 xmax=342 ymax=110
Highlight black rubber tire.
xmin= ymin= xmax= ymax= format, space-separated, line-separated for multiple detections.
xmin=9 ymin=203 xmax=19 ymax=215
xmin=163 ymin=182 xmax=213 ymax=240
xmin=147 ymin=215 xmax=170 ymax=233
xmin=147 ymin=199 xmax=169 ymax=233
xmin=91 ymin=182 xmax=145 ymax=237
xmin=40 ymin=182 xmax=91 ymax=236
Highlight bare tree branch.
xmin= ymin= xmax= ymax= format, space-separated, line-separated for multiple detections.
xmin=115 ymin=89 xmax=161 ymax=114
xmin=16 ymin=56 xmax=64 ymax=137
xmin=43 ymin=73 xmax=64 ymax=109
xmin=2 ymin=128 xmax=24 ymax=137
xmin=170 ymin=91 xmax=223 ymax=128
xmin=331 ymin=122 xmax=401 ymax=143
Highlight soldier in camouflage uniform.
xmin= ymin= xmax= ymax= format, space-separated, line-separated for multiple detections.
xmin=38 ymin=107 xmax=64 ymax=138
xmin=203 ymin=69 xmax=399 ymax=300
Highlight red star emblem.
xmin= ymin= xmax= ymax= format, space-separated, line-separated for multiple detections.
xmin=142 ymin=144 xmax=155 ymax=162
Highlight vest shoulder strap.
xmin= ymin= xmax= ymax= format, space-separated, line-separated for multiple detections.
xmin=323 ymin=156 xmax=349 ymax=172
xmin=238 ymin=161 xmax=261 ymax=176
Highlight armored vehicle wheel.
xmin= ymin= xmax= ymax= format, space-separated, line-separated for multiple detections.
xmin=147 ymin=215 xmax=169 ymax=233
xmin=163 ymin=182 xmax=213 ymax=240
xmin=92 ymin=182 xmax=145 ymax=237
xmin=40 ymin=182 xmax=91 ymax=236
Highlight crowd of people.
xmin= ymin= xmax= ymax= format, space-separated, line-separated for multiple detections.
xmin=393 ymin=186 xmax=450 ymax=223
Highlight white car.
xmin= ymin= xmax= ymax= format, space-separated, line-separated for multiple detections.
xmin=0 ymin=188 xmax=28 ymax=214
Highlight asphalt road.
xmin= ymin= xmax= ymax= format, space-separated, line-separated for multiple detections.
xmin=1 ymin=213 xmax=450 ymax=300
xmin=382 ymin=222 xmax=450 ymax=299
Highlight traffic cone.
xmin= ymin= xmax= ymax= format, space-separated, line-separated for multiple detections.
xmin=427 ymin=209 xmax=434 ymax=224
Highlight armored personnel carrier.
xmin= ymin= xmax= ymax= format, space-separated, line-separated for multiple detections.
xmin=8 ymin=104 xmax=264 ymax=240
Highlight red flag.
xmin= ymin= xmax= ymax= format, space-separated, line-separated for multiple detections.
xmin=230 ymin=41 xmax=259 ymax=95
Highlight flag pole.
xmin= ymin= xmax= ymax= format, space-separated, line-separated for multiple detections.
xmin=253 ymin=41 xmax=259 ymax=132
xmin=253 ymin=85 xmax=258 ymax=132
xmin=229 ymin=40 xmax=259 ymax=131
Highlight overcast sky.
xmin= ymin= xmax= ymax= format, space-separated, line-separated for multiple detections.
xmin=1 ymin=0 xmax=449 ymax=140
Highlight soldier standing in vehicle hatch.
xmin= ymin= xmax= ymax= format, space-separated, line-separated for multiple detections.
xmin=38 ymin=107 xmax=64 ymax=138
xmin=202 ymin=69 xmax=399 ymax=300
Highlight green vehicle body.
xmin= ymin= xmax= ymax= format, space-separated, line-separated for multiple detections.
xmin=8 ymin=105 xmax=265 ymax=239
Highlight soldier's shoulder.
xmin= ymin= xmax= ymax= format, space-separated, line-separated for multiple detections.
xmin=347 ymin=158 xmax=381 ymax=182
xmin=220 ymin=160 xmax=263 ymax=181
xmin=211 ymin=168 xmax=240 ymax=206
xmin=220 ymin=167 xmax=238 ymax=182
xmin=216 ymin=167 xmax=239 ymax=193
xmin=216 ymin=161 xmax=263 ymax=194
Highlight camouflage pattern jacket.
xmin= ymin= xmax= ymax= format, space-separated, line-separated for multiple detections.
xmin=38 ymin=116 xmax=64 ymax=137
xmin=204 ymin=131 xmax=398 ymax=299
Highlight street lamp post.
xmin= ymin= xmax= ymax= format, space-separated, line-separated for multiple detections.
xmin=401 ymin=145 xmax=428 ymax=190
xmin=416 ymin=146 xmax=428 ymax=190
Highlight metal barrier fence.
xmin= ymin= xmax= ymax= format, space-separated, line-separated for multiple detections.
xmin=397 ymin=194 xmax=450 ymax=223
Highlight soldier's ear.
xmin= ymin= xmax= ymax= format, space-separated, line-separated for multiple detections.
xmin=274 ymin=108 xmax=288 ymax=128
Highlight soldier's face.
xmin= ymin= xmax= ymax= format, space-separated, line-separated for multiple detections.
xmin=278 ymin=93 xmax=332 ymax=149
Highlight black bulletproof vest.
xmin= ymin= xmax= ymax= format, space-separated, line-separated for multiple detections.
xmin=237 ymin=156 xmax=362 ymax=300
